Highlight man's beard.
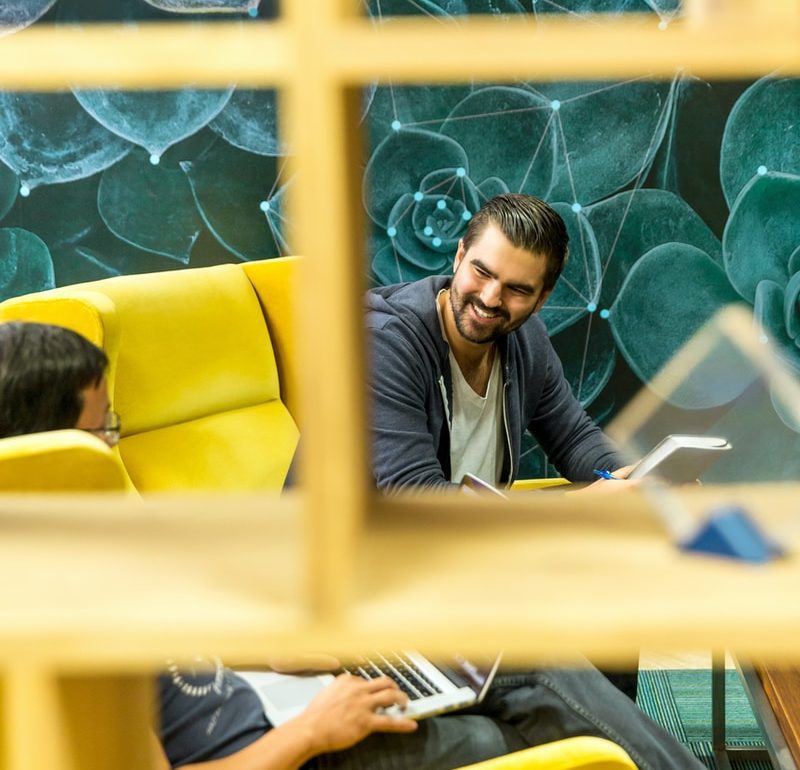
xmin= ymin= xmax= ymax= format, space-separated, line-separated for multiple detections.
xmin=449 ymin=286 xmax=530 ymax=345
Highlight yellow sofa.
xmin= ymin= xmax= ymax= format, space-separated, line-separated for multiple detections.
xmin=0 ymin=258 xmax=300 ymax=493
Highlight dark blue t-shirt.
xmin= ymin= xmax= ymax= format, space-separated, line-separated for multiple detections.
xmin=158 ymin=658 xmax=270 ymax=767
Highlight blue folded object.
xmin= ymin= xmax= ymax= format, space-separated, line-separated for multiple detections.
xmin=680 ymin=505 xmax=785 ymax=564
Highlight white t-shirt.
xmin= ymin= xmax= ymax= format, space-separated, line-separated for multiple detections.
xmin=436 ymin=292 xmax=505 ymax=486
xmin=448 ymin=348 xmax=504 ymax=485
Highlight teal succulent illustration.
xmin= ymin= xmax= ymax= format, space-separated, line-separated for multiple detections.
xmin=614 ymin=77 xmax=800 ymax=392
xmin=0 ymin=0 xmax=795 ymax=479
xmin=365 ymin=76 xmax=677 ymax=404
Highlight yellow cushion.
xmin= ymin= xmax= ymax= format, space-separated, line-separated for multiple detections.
xmin=120 ymin=401 xmax=298 ymax=491
xmin=68 ymin=264 xmax=282 ymax=436
xmin=0 ymin=430 xmax=128 ymax=492
xmin=0 ymin=291 xmax=122 ymax=396
xmin=456 ymin=737 xmax=636 ymax=770
xmin=0 ymin=292 xmax=115 ymax=348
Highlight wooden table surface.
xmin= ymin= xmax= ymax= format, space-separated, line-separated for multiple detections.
xmin=0 ymin=483 xmax=798 ymax=666
xmin=758 ymin=665 xmax=800 ymax=766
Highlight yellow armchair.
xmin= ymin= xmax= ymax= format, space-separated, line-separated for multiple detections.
xmin=0 ymin=429 xmax=128 ymax=492
xmin=0 ymin=258 xmax=300 ymax=493
xmin=458 ymin=737 xmax=636 ymax=770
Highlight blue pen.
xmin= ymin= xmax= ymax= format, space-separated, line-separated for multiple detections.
xmin=593 ymin=468 xmax=621 ymax=481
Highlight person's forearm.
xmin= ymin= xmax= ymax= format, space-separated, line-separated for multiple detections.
xmin=176 ymin=719 xmax=320 ymax=770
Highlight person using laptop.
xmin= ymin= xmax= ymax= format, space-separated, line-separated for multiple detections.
xmin=152 ymin=653 xmax=710 ymax=770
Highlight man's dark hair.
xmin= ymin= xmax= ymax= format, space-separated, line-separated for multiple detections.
xmin=462 ymin=193 xmax=569 ymax=292
xmin=0 ymin=322 xmax=108 ymax=438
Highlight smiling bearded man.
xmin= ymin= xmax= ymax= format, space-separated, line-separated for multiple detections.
xmin=366 ymin=192 xmax=626 ymax=493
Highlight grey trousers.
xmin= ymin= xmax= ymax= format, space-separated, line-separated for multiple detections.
xmin=314 ymin=665 xmax=706 ymax=770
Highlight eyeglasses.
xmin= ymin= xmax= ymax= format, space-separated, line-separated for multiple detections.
xmin=83 ymin=410 xmax=121 ymax=447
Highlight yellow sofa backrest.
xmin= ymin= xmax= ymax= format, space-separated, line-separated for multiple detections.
xmin=242 ymin=258 xmax=300 ymax=422
xmin=0 ymin=259 xmax=300 ymax=492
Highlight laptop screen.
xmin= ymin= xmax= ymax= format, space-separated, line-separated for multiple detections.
xmin=436 ymin=653 xmax=503 ymax=698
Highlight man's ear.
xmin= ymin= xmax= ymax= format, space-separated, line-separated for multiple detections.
xmin=453 ymin=239 xmax=466 ymax=273
xmin=533 ymin=289 xmax=552 ymax=313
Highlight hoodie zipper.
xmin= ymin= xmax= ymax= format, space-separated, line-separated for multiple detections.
xmin=438 ymin=375 xmax=451 ymax=428
xmin=502 ymin=380 xmax=513 ymax=488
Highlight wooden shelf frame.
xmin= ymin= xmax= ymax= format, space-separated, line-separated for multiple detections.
xmin=0 ymin=5 xmax=798 ymax=88
xmin=0 ymin=3 xmax=799 ymax=767
xmin=0 ymin=6 xmax=797 ymax=622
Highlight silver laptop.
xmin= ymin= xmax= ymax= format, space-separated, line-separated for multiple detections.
xmin=237 ymin=651 xmax=502 ymax=725
xmin=238 ymin=474 xmax=507 ymax=726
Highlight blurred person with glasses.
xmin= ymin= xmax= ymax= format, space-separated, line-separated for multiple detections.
xmin=86 ymin=408 xmax=121 ymax=447
xmin=0 ymin=321 xmax=118 ymax=448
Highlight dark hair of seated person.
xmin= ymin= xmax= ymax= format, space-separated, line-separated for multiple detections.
xmin=0 ymin=321 xmax=108 ymax=439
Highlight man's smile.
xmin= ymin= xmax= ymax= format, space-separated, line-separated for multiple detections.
xmin=468 ymin=299 xmax=507 ymax=322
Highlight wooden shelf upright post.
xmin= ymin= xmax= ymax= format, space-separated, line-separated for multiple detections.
xmin=283 ymin=0 xmax=369 ymax=626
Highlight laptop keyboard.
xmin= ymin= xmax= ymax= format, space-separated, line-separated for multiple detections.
xmin=341 ymin=652 xmax=444 ymax=700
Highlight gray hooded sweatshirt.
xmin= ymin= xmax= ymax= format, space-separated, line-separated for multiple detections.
xmin=366 ymin=276 xmax=622 ymax=491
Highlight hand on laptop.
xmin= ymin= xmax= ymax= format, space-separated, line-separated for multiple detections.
xmin=293 ymin=674 xmax=418 ymax=753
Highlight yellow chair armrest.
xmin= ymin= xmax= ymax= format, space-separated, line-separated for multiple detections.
xmin=456 ymin=736 xmax=637 ymax=770
xmin=511 ymin=477 xmax=570 ymax=491
xmin=0 ymin=430 xmax=130 ymax=492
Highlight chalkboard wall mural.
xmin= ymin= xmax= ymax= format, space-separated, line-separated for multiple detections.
xmin=0 ymin=1 xmax=797 ymax=476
